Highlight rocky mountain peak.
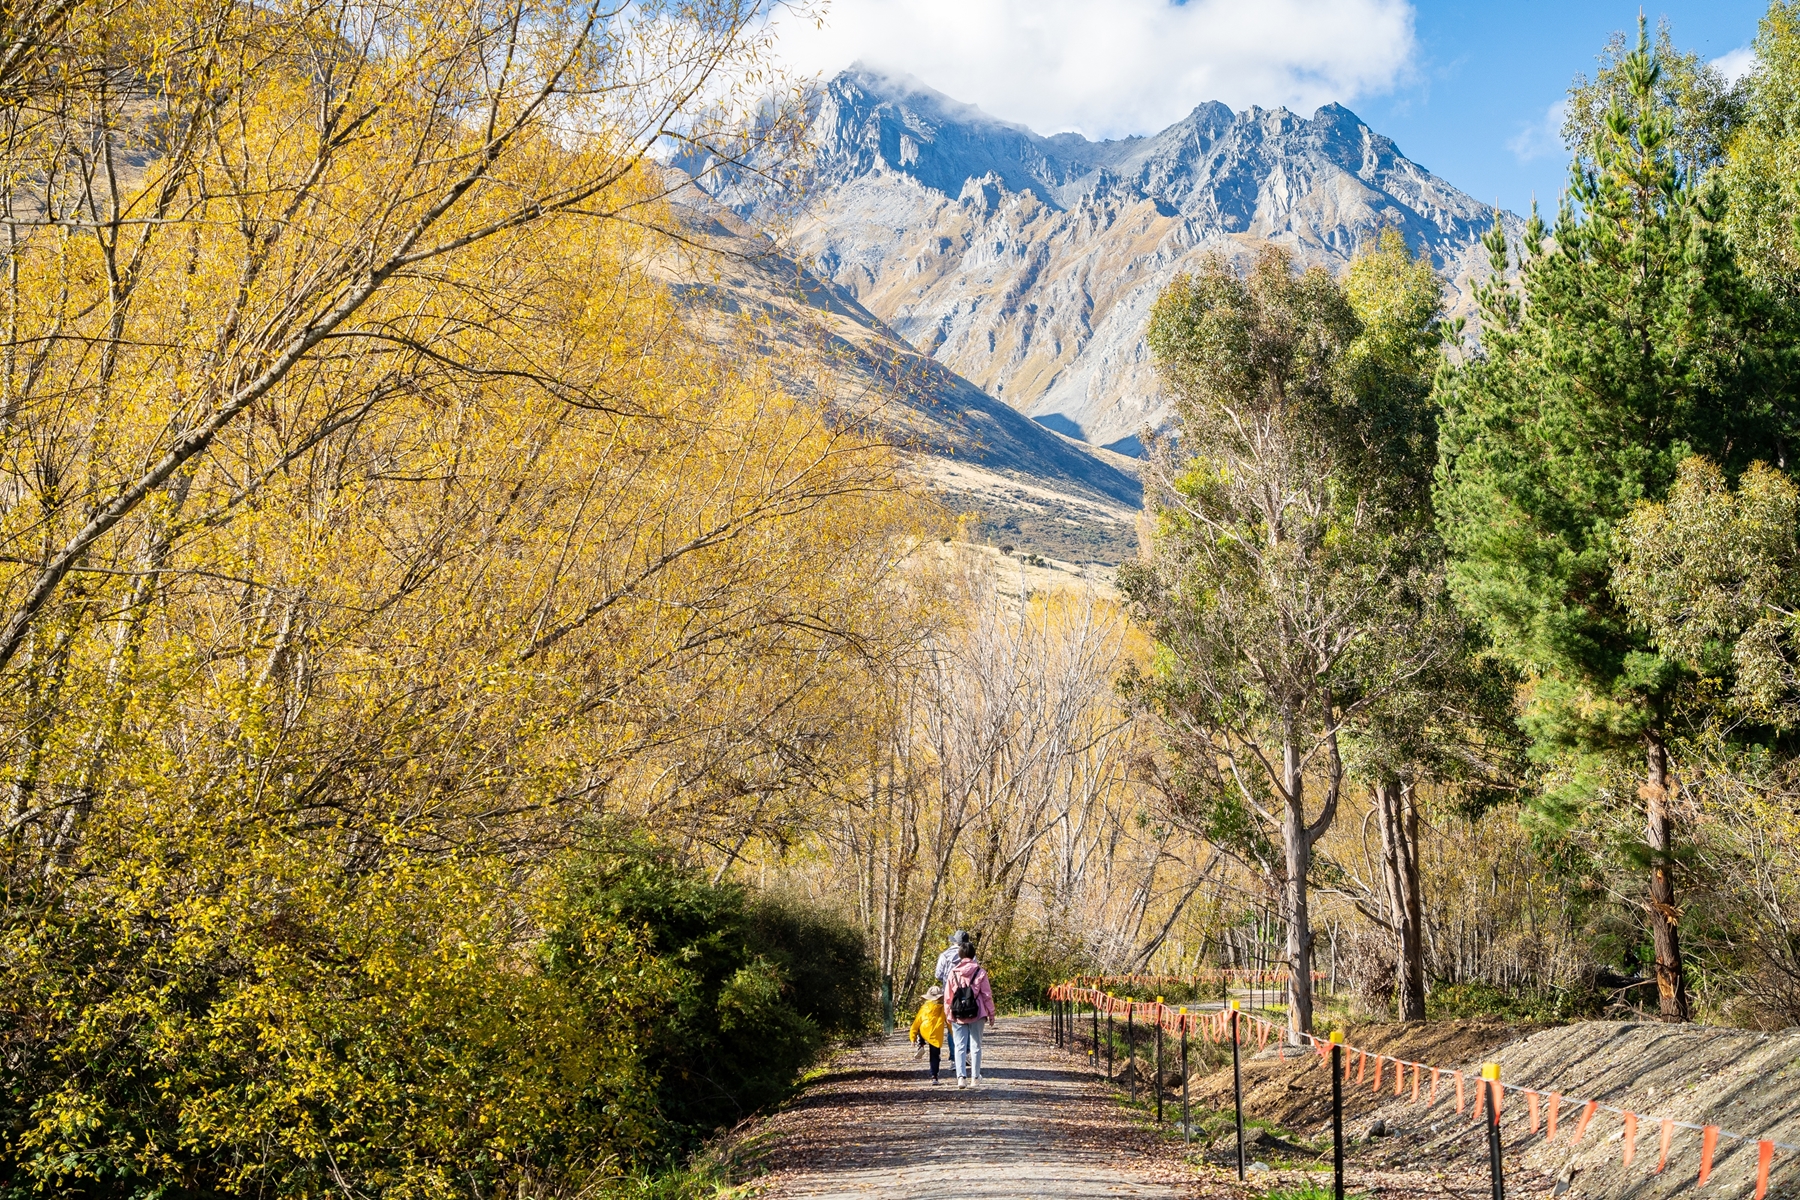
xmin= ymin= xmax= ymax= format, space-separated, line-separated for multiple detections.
xmin=698 ymin=70 xmax=1513 ymax=453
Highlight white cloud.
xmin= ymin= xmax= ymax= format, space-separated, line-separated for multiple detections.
xmin=1711 ymin=44 xmax=1756 ymax=84
xmin=767 ymin=0 xmax=1418 ymax=139
xmin=1507 ymin=99 xmax=1566 ymax=163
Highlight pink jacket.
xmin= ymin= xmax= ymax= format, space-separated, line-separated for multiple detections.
xmin=943 ymin=959 xmax=995 ymax=1024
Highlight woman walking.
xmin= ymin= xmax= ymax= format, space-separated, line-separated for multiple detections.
xmin=943 ymin=940 xmax=995 ymax=1088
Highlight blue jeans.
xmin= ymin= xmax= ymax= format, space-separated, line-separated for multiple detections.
xmin=951 ymin=1021 xmax=984 ymax=1079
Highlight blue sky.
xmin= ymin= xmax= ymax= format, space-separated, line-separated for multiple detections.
xmin=1355 ymin=1 xmax=1768 ymax=215
xmin=770 ymin=0 xmax=1772 ymax=215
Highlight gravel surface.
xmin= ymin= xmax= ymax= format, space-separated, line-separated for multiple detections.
xmin=739 ymin=1018 xmax=1209 ymax=1199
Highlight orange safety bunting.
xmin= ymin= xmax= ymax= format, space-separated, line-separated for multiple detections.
xmin=1548 ymin=1094 xmax=1561 ymax=1140
xmin=1430 ymin=1067 xmax=1440 ymax=1105
xmin=1571 ymin=1100 xmax=1599 ymax=1145
xmin=1699 ymin=1127 xmax=1719 ymax=1186
xmin=1657 ymin=1118 xmax=1674 ymax=1172
xmin=1395 ymin=1059 xmax=1405 ymax=1097
xmin=1373 ymin=1055 xmax=1383 ymax=1091
xmin=1528 ymin=1091 xmax=1540 ymax=1135
xmin=1411 ymin=1063 xmax=1421 ymax=1103
xmin=1623 ymin=1113 xmax=1637 ymax=1168
xmin=1489 ymin=1079 xmax=1504 ymax=1122
xmin=1357 ymin=1050 xmax=1368 ymax=1084
xmin=1454 ymin=1070 xmax=1465 ymax=1114
xmin=1755 ymin=1141 xmax=1774 ymax=1200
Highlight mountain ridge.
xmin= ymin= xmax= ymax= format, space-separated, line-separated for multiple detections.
xmin=659 ymin=201 xmax=1145 ymax=562
xmin=695 ymin=68 xmax=1518 ymax=451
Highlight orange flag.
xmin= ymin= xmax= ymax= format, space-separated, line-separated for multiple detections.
xmin=1259 ymin=1020 xmax=1269 ymax=1050
xmin=1412 ymin=1063 xmax=1421 ymax=1104
xmin=1528 ymin=1091 xmax=1541 ymax=1135
xmin=1357 ymin=1051 xmax=1367 ymax=1085
xmin=1454 ymin=1070 xmax=1465 ymax=1114
xmin=1623 ymin=1113 xmax=1638 ymax=1168
xmin=1373 ymin=1055 xmax=1383 ymax=1091
xmin=1489 ymin=1080 xmax=1504 ymax=1123
xmin=1755 ymin=1141 xmax=1774 ymax=1200
xmin=1571 ymin=1101 xmax=1599 ymax=1145
xmin=1699 ymin=1127 xmax=1720 ymax=1186
xmin=1396 ymin=1060 xmax=1405 ymax=1097
xmin=1548 ymin=1094 xmax=1562 ymax=1140
xmin=1657 ymin=1118 xmax=1674 ymax=1173
xmin=1430 ymin=1067 xmax=1440 ymax=1105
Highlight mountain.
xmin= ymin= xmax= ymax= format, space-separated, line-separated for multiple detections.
xmin=659 ymin=204 xmax=1145 ymax=563
xmin=696 ymin=67 xmax=1514 ymax=453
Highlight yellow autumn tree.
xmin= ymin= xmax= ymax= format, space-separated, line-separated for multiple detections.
xmin=1 ymin=0 xmax=933 ymax=1194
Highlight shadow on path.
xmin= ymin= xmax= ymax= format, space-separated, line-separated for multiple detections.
xmin=751 ymin=1017 xmax=1195 ymax=1200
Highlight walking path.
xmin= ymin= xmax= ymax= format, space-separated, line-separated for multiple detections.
xmin=742 ymin=1017 xmax=1204 ymax=1199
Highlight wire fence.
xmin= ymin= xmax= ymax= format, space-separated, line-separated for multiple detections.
xmin=1048 ymin=976 xmax=1795 ymax=1200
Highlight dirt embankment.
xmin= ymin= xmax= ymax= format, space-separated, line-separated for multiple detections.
xmin=1182 ymin=1020 xmax=1800 ymax=1200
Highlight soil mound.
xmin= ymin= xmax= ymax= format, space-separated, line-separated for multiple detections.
xmin=1187 ymin=1019 xmax=1800 ymax=1200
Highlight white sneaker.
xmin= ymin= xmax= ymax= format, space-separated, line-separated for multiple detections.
xmin=957 ymin=1077 xmax=967 ymax=1088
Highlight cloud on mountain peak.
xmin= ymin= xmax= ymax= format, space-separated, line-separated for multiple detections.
xmin=769 ymin=0 xmax=1418 ymax=140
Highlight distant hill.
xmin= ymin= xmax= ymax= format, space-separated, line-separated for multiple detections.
xmin=692 ymin=67 xmax=1517 ymax=453
xmin=661 ymin=206 xmax=1144 ymax=563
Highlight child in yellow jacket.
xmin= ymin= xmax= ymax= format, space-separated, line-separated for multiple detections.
xmin=909 ymin=985 xmax=947 ymax=1084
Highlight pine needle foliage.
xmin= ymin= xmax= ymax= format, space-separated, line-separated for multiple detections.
xmin=1433 ymin=21 xmax=1800 ymax=1020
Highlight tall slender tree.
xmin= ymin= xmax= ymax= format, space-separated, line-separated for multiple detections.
xmin=1723 ymin=0 xmax=1800 ymax=296
xmin=1433 ymin=24 xmax=1795 ymax=1021
xmin=1123 ymin=239 xmax=1447 ymax=1037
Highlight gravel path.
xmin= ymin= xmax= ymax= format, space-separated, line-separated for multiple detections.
xmin=746 ymin=1017 xmax=1206 ymax=1199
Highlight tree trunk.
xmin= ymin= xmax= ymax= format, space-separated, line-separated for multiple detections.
xmin=1374 ymin=778 xmax=1427 ymax=1021
xmin=1643 ymin=733 xmax=1691 ymax=1022
xmin=1281 ymin=727 xmax=1316 ymax=1038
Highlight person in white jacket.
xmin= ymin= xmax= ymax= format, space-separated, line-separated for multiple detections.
xmin=933 ymin=931 xmax=968 ymax=990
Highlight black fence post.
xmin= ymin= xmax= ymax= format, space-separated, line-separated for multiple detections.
xmin=1232 ymin=1001 xmax=1244 ymax=1181
xmin=1126 ymin=1003 xmax=1136 ymax=1101
xmin=1483 ymin=1064 xmax=1505 ymax=1200
xmin=1155 ymin=997 xmax=1165 ymax=1125
xmin=1180 ymin=1011 xmax=1190 ymax=1144
xmin=1106 ymin=1007 xmax=1114 ymax=1081
xmin=1332 ymin=1033 xmax=1345 ymax=1200
xmin=882 ymin=974 xmax=893 ymax=1035
xmin=1092 ymin=1001 xmax=1099 ymax=1076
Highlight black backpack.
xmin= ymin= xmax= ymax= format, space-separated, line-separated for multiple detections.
xmin=950 ymin=966 xmax=981 ymax=1020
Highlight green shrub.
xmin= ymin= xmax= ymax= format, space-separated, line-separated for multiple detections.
xmin=1424 ymin=980 xmax=1602 ymax=1022
xmin=980 ymin=928 xmax=1091 ymax=1011
xmin=547 ymin=831 xmax=876 ymax=1159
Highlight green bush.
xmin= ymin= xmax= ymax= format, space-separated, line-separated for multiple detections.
xmin=0 ymin=829 xmax=872 ymax=1200
xmin=979 ymin=928 xmax=1092 ymax=1011
xmin=547 ymin=832 xmax=876 ymax=1159
xmin=1424 ymin=980 xmax=1602 ymax=1022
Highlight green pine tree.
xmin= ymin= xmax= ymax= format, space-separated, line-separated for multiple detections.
xmin=1433 ymin=22 xmax=1796 ymax=1021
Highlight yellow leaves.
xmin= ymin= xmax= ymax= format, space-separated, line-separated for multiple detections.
xmin=0 ymin=5 xmax=923 ymax=1193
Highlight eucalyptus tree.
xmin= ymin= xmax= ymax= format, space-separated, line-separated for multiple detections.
xmin=1122 ymin=237 xmax=1449 ymax=1037
xmin=1723 ymin=1 xmax=1800 ymax=296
